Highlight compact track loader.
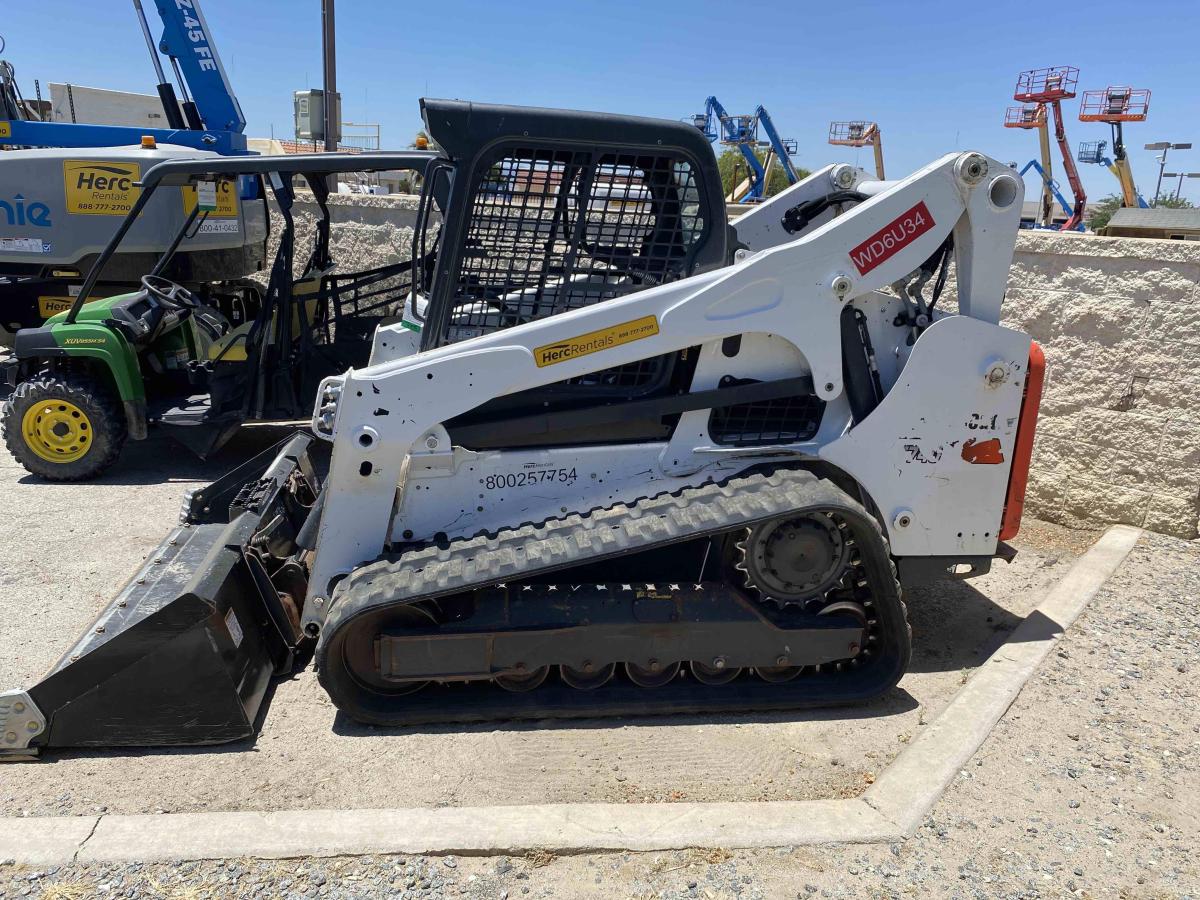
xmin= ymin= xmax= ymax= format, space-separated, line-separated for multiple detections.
xmin=0 ymin=99 xmax=1044 ymax=757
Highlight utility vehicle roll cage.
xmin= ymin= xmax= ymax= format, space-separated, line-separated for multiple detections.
xmin=65 ymin=150 xmax=441 ymax=325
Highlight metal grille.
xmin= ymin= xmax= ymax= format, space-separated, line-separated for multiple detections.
xmin=302 ymin=260 xmax=415 ymax=361
xmin=326 ymin=260 xmax=414 ymax=323
xmin=441 ymin=147 xmax=706 ymax=357
xmin=708 ymin=382 xmax=825 ymax=446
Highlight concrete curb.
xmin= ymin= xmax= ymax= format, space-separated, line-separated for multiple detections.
xmin=863 ymin=524 xmax=1143 ymax=832
xmin=0 ymin=525 xmax=1141 ymax=865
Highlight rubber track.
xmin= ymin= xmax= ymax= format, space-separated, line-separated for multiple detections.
xmin=326 ymin=467 xmax=886 ymax=628
xmin=317 ymin=466 xmax=910 ymax=725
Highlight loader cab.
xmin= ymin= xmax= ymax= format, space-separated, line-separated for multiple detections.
xmin=406 ymin=99 xmax=735 ymax=447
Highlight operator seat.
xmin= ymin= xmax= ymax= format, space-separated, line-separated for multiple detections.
xmin=205 ymin=270 xmax=329 ymax=363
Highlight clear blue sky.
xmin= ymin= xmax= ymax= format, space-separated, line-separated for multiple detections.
xmin=4 ymin=0 xmax=1199 ymax=203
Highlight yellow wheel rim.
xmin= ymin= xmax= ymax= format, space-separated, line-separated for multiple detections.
xmin=21 ymin=399 xmax=93 ymax=464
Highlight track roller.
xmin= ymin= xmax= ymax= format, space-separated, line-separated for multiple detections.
xmin=754 ymin=665 xmax=803 ymax=683
xmin=560 ymin=663 xmax=616 ymax=690
xmin=495 ymin=665 xmax=550 ymax=692
xmin=689 ymin=660 xmax=741 ymax=685
xmin=625 ymin=661 xmax=681 ymax=688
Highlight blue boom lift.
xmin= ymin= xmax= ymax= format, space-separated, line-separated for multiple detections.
xmin=0 ymin=1 xmax=260 ymax=344
xmin=692 ymin=97 xmax=799 ymax=202
xmin=0 ymin=0 xmax=246 ymax=155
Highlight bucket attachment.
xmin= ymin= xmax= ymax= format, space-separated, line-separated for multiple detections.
xmin=0 ymin=433 xmax=319 ymax=759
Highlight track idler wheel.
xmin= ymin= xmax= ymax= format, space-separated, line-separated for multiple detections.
xmin=624 ymin=660 xmax=681 ymax=688
xmin=560 ymin=662 xmax=616 ymax=690
xmin=337 ymin=604 xmax=437 ymax=698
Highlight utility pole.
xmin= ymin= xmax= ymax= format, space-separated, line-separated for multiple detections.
xmin=321 ymin=0 xmax=337 ymax=154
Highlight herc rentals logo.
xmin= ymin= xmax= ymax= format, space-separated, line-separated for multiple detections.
xmin=63 ymin=161 xmax=141 ymax=216
xmin=533 ymin=316 xmax=659 ymax=368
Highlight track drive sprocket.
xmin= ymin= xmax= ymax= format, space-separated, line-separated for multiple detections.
xmin=735 ymin=513 xmax=855 ymax=609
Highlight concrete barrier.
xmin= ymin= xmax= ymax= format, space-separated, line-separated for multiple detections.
xmin=998 ymin=232 xmax=1200 ymax=538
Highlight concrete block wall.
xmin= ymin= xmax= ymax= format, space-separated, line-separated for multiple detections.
xmin=998 ymin=232 xmax=1200 ymax=538
xmin=277 ymin=193 xmax=1200 ymax=538
xmin=285 ymin=192 xmax=419 ymax=274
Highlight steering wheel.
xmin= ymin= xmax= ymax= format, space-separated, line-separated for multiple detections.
xmin=141 ymin=275 xmax=201 ymax=310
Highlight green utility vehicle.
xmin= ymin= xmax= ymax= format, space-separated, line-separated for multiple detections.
xmin=2 ymin=151 xmax=435 ymax=479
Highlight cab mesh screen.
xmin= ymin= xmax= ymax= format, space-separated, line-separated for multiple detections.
xmin=441 ymin=147 xmax=707 ymax=358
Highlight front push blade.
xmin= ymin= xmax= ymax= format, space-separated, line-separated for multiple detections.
xmin=2 ymin=433 xmax=318 ymax=759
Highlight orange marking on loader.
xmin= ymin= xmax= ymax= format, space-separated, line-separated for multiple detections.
xmin=961 ymin=437 xmax=1004 ymax=465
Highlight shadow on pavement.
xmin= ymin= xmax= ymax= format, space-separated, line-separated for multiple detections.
xmin=328 ymin=686 xmax=922 ymax=739
xmin=14 ymin=425 xmax=306 ymax=486
xmin=903 ymin=575 xmax=1026 ymax=674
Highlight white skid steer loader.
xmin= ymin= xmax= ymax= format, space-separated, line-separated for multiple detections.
xmin=0 ymin=99 xmax=1044 ymax=756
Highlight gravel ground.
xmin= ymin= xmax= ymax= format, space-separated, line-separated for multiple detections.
xmin=0 ymin=528 xmax=1195 ymax=898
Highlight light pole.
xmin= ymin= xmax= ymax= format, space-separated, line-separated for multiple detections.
xmin=1145 ymin=142 xmax=1192 ymax=206
xmin=321 ymin=0 xmax=337 ymax=154
xmin=1162 ymin=172 xmax=1200 ymax=202
xmin=321 ymin=0 xmax=337 ymax=191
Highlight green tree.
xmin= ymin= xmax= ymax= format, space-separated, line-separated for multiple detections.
xmin=717 ymin=148 xmax=810 ymax=200
xmin=1089 ymin=191 xmax=1194 ymax=231
xmin=1153 ymin=192 xmax=1194 ymax=209
xmin=1087 ymin=193 xmax=1123 ymax=231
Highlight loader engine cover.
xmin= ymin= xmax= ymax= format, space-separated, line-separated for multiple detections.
xmin=0 ymin=143 xmax=267 ymax=280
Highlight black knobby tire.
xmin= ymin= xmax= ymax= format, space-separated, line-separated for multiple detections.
xmin=1 ymin=373 xmax=127 ymax=481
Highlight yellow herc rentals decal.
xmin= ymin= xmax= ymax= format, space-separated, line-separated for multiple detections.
xmin=37 ymin=297 xmax=74 ymax=318
xmin=533 ymin=315 xmax=659 ymax=368
xmin=0 ymin=122 xmax=11 ymax=138
xmin=63 ymin=161 xmax=141 ymax=215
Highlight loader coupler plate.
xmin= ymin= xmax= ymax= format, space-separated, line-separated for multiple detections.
xmin=3 ymin=433 xmax=318 ymax=758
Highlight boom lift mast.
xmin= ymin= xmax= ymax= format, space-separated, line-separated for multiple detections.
xmin=1004 ymin=104 xmax=1072 ymax=228
xmin=0 ymin=0 xmax=246 ymax=154
xmin=1077 ymin=86 xmax=1150 ymax=209
xmin=1014 ymin=67 xmax=1086 ymax=231
xmin=828 ymin=121 xmax=885 ymax=180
